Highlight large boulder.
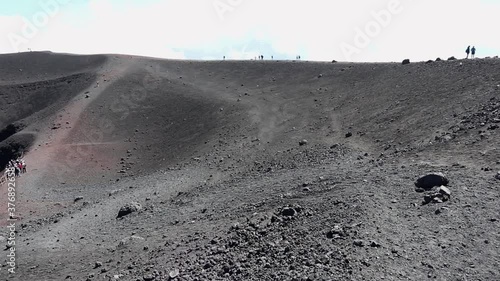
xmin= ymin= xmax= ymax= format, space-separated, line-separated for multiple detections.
xmin=117 ymin=202 xmax=142 ymax=218
xmin=415 ymin=173 xmax=449 ymax=190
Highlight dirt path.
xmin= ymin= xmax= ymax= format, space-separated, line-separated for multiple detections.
xmin=4 ymin=57 xmax=135 ymax=224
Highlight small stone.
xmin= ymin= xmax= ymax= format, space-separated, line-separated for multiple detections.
xmin=169 ymin=268 xmax=180 ymax=279
xmin=495 ymin=172 xmax=500 ymax=180
xmin=370 ymin=240 xmax=381 ymax=247
xmin=345 ymin=132 xmax=353 ymax=138
xmin=299 ymin=139 xmax=308 ymax=146
xmin=435 ymin=207 xmax=449 ymax=215
xmin=109 ymin=190 xmax=120 ymax=196
xmin=423 ymin=194 xmax=434 ymax=204
xmin=438 ymin=186 xmax=451 ymax=197
xmin=326 ymin=225 xmax=345 ymax=238
xmin=402 ymin=59 xmax=410 ymax=65
xmin=432 ymin=197 xmax=443 ymax=204
xmin=94 ymin=261 xmax=102 ymax=268
xmin=415 ymin=187 xmax=425 ymax=193
xmin=143 ymin=274 xmax=155 ymax=281
xmin=353 ymin=239 xmax=365 ymax=247
xmin=74 ymin=196 xmax=84 ymax=202
xmin=281 ymin=207 xmax=297 ymax=217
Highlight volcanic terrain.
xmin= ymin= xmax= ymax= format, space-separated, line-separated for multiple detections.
xmin=0 ymin=52 xmax=499 ymax=281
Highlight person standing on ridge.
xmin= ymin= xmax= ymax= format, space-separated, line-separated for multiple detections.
xmin=471 ymin=46 xmax=476 ymax=59
xmin=466 ymin=45 xmax=470 ymax=59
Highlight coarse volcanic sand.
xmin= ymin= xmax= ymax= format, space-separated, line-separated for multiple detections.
xmin=0 ymin=52 xmax=499 ymax=281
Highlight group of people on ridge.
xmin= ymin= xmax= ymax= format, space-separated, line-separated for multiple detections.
xmin=466 ymin=46 xmax=476 ymax=59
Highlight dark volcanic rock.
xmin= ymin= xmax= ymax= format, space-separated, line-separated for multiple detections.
xmin=117 ymin=202 xmax=142 ymax=218
xmin=415 ymin=173 xmax=449 ymax=190
xmin=281 ymin=207 xmax=297 ymax=217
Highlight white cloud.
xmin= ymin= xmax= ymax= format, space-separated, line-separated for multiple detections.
xmin=0 ymin=0 xmax=499 ymax=61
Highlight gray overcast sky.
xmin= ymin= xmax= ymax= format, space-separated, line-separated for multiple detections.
xmin=1 ymin=0 xmax=499 ymax=62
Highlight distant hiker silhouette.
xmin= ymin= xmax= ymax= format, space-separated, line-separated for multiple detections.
xmin=471 ymin=46 xmax=476 ymax=58
xmin=466 ymin=46 xmax=470 ymax=59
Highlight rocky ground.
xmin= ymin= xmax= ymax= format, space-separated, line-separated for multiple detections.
xmin=0 ymin=52 xmax=499 ymax=281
